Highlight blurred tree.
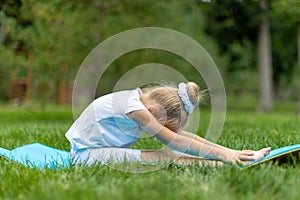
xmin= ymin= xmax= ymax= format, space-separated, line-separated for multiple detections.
xmin=257 ymin=0 xmax=273 ymax=111
xmin=5 ymin=0 xmax=100 ymax=104
xmin=200 ymin=0 xmax=274 ymax=111
xmin=1 ymin=0 xmax=219 ymax=105
xmin=298 ymin=22 xmax=300 ymax=116
xmin=0 ymin=0 xmax=22 ymax=18
xmin=95 ymin=0 xmax=217 ymax=96
xmin=0 ymin=0 xmax=25 ymax=100
xmin=270 ymin=14 xmax=297 ymax=99
xmin=272 ymin=0 xmax=300 ymax=116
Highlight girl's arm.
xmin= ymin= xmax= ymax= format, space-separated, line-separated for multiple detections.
xmin=127 ymin=110 xmax=254 ymax=165
xmin=178 ymin=130 xmax=233 ymax=152
xmin=179 ymin=131 xmax=271 ymax=160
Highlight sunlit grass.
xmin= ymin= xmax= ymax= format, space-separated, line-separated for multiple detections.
xmin=0 ymin=105 xmax=299 ymax=200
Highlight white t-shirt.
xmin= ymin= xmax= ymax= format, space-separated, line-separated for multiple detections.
xmin=65 ymin=88 xmax=147 ymax=150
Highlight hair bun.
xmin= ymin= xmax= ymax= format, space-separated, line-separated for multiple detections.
xmin=186 ymin=82 xmax=200 ymax=106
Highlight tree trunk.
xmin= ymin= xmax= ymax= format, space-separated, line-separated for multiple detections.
xmin=27 ymin=51 xmax=33 ymax=101
xmin=58 ymin=63 xmax=67 ymax=105
xmin=258 ymin=0 xmax=273 ymax=111
xmin=297 ymin=20 xmax=300 ymax=117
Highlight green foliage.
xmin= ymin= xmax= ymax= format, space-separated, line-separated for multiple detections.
xmin=0 ymin=106 xmax=300 ymax=199
xmin=9 ymin=0 xmax=100 ymax=81
xmin=199 ymin=1 xmax=263 ymax=97
xmin=1 ymin=0 xmax=300 ymax=105
xmin=271 ymin=0 xmax=300 ymax=99
xmin=272 ymin=0 xmax=300 ymax=21
xmin=199 ymin=0 xmax=260 ymax=52
xmin=83 ymin=0 xmax=219 ymax=95
xmin=0 ymin=44 xmax=28 ymax=99
xmin=0 ymin=49 xmax=11 ymax=100
xmin=199 ymin=0 xmax=300 ymax=100
xmin=271 ymin=14 xmax=297 ymax=88
xmin=0 ymin=0 xmax=220 ymax=102
xmin=0 ymin=0 xmax=22 ymax=18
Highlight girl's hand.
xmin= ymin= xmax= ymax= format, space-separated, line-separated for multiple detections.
xmin=240 ymin=147 xmax=271 ymax=161
xmin=220 ymin=147 xmax=271 ymax=166
xmin=218 ymin=150 xmax=254 ymax=166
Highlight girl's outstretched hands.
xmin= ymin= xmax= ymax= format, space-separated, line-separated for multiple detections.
xmin=221 ymin=147 xmax=271 ymax=166
xmin=218 ymin=150 xmax=253 ymax=166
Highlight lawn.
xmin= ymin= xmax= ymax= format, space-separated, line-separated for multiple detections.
xmin=0 ymin=105 xmax=300 ymax=200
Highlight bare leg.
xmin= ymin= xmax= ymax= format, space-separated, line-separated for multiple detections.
xmin=141 ymin=149 xmax=223 ymax=167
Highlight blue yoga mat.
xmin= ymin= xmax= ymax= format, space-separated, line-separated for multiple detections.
xmin=0 ymin=143 xmax=71 ymax=169
xmin=242 ymin=144 xmax=300 ymax=168
xmin=0 ymin=143 xmax=299 ymax=169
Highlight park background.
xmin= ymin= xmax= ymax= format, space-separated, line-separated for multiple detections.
xmin=1 ymin=1 xmax=300 ymax=200
xmin=0 ymin=0 xmax=299 ymax=114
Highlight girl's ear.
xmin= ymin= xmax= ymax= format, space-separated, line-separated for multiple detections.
xmin=147 ymin=106 xmax=155 ymax=114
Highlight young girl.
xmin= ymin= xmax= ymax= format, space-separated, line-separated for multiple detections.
xmin=65 ymin=82 xmax=271 ymax=167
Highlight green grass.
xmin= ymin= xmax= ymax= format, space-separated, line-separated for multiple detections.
xmin=0 ymin=105 xmax=300 ymax=200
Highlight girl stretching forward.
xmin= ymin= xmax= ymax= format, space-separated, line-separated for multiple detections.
xmin=66 ymin=82 xmax=270 ymax=166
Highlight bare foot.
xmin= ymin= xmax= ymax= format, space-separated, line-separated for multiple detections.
xmin=240 ymin=147 xmax=271 ymax=162
xmin=251 ymin=147 xmax=271 ymax=161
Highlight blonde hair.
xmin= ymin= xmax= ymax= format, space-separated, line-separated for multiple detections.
xmin=141 ymin=82 xmax=201 ymax=132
